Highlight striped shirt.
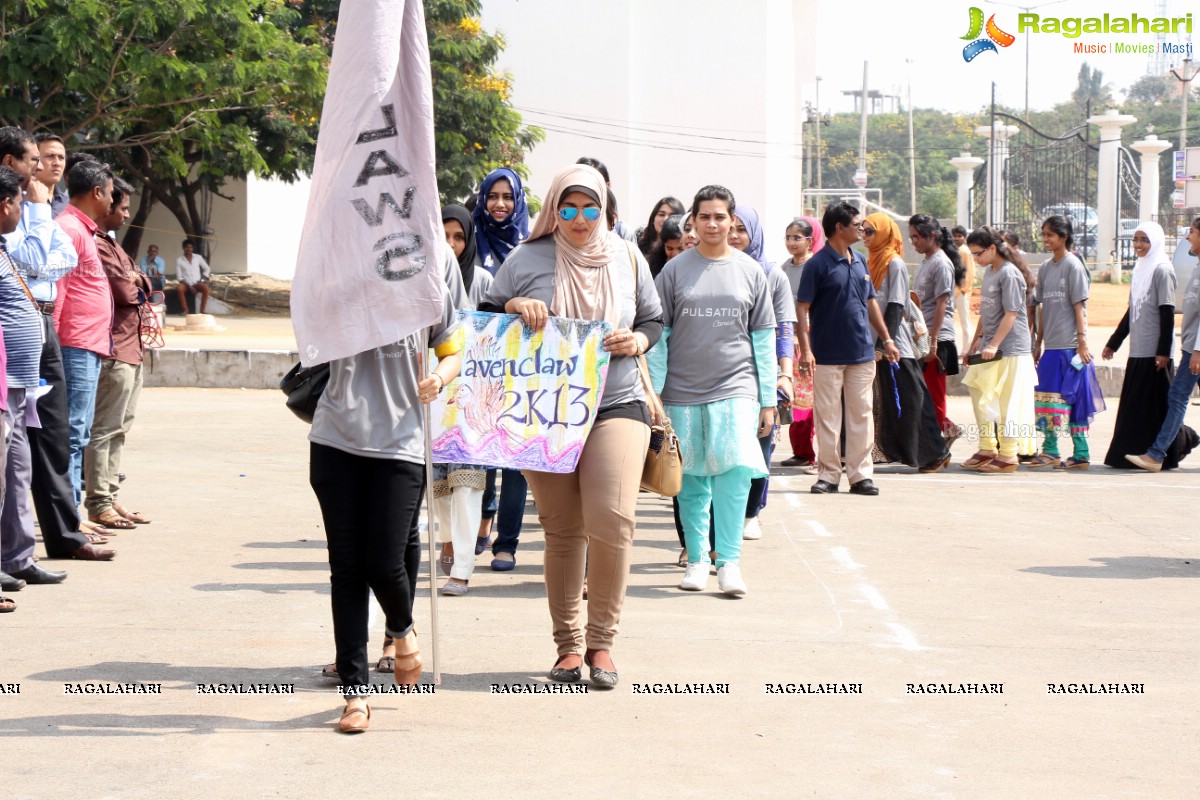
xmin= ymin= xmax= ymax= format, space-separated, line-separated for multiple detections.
xmin=0 ymin=243 xmax=46 ymax=388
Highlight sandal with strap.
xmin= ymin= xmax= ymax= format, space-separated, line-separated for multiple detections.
xmin=375 ymin=637 xmax=395 ymax=672
xmin=977 ymin=457 xmax=1018 ymax=474
xmin=113 ymin=503 xmax=151 ymax=524
xmin=0 ymin=595 xmax=14 ymax=613
xmin=1056 ymin=457 xmax=1090 ymax=470
xmin=1025 ymin=453 xmax=1059 ymax=468
xmin=84 ymin=532 xmax=110 ymax=545
xmin=321 ymin=662 xmax=340 ymax=680
xmin=393 ymin=631 xmax=422 ymax=686
xmin=961 ymin=451 xmax=997 ymax=470
xmin=89 ymin=509 xmax=136 ymax=530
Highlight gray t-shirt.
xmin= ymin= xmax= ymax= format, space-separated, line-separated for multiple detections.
xmin=914 ymin=250 xmax=957 ymax=343
xmin=780 ymin=258 xmax=807 ymax=300
xmin=441 ymin=246 xmax=469 ymax=312
xmin=1129 ymin=264 xmax=1177 ymax=358
xmin=310 ymin=290 xmax=460 ymax=462
xmin=1181 ymin=263 xmax=1200 ymax=354
xmin=482 ymin=235 xmax=662 ymax=409
xmin=767 ymin=265 xmax=798 ymax=324
xmin=978 ymin=262 xmax=1031 ymax=356
xmin=466 ymin=265 xmax=493 ymax=311
xmin=1035 ymin=253 xmax=1089 ymax=351
xmin=879 ymin=256 xmax=915 ymax=360
xmin=654 ymin=247 xmax=776 ymax=406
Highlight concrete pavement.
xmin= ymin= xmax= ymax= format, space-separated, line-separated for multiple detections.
xmin=1 ymin=389 xmax=1197 ymax=799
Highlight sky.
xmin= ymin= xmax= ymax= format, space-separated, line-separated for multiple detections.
xmin=813 ymin=0 xmax=1193 ymax=116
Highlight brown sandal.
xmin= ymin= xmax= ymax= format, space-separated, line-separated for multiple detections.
xmin=90 ymin=509 xmax=136 ymax=530
xmin=375 ymin=637 xmax=395 ymax=672
xmin=0 ymin=595 xmax=14 ymax=613
xmin=961 ymin=451 xmax=997 ymax=470
xmin=113 ymin=504 xmax=151 ymax=524
xmin=393 ymin=631 xmax=422 ymax=686
xmin=338 ymin=701 xmax=370 ymax=734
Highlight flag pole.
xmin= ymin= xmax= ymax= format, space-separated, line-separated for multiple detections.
xmin=419 ymin=328 xmax=441 ymax=685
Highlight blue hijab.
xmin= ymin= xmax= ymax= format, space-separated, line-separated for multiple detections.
xmin=734 ymin=205 xmax=773 ymax=272
xmin=472 ymin=167 xmax=530 ymax=270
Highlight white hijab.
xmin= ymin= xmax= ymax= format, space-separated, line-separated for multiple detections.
xmin=1130 ymin=221 xmax=1169 ymax=322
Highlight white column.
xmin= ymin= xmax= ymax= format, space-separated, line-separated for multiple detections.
xmin=949 ymin=153 xmax=984 ymax=228
xmin=1130 ymin=133 xmax=1172 ymax=224
xmin=974 ymin=124 xmax=1019 ymax=226
xmin=1088 ymin=109 xmax=1138 ymax=282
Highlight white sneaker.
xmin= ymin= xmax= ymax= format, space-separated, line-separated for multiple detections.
xmin=717 ymin=561 xmax=748 ymax=596
xmin=742 ymin=518 xmax=762 ymax=540
xmin=679 ymin=561 xmax=710 ymax=591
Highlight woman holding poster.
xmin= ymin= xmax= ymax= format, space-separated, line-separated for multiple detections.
xmin=481 ymin=164 xmax=663 ymax=690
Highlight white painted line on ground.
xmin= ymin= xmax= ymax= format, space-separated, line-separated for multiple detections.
xmin=830 ymin=546 xmax=862 ymax=571
xmin=858 ymin=583 xmax=890 ymax=611
xmin=785 ymin=492 xmax=804 ymax=509
xmin=887 ymin=622 xmax=923 ymax=651
xmin=915 ymin=474 xmax=1193 ymax=490
xmin=808 ymin=520 xmax=833 ymax=538
xmin=778 ymin=519 xmax=845 ymax=634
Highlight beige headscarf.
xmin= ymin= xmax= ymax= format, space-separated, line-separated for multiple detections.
xmin=528 ymin=164 xmax=621 ymax=328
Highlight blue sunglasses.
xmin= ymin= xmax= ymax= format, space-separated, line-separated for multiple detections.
xmin=558 ymin=207 xmax=602 ymax=222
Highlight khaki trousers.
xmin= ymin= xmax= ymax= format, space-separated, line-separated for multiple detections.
xmin=523 ymin=416 xmax=650 ymax=657
xmin=84 ymin=359 xmax=142 ymax=515
xmin=813 ymin=361 xmax=876 ymax=485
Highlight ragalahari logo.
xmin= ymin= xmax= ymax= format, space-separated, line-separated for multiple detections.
xmin=962 ymin=7 xmax=1016 ymax=62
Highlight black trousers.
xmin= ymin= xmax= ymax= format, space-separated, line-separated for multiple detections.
xmin=29 ymin=316 xmax=86 ymax=557
xmin=310 ymin=443 xmax=425 ymax=695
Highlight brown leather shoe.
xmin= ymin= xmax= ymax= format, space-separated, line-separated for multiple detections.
xmin=68 ymin=544 xmax=116 ymax=561
xmin=337 ymin=701 xmax=370 ymax=734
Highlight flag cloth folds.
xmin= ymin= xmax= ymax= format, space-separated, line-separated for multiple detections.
xmin=291 ymin=0 xmax=444 ymax=366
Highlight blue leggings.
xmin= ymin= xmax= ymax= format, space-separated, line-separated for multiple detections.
xmin=678 ymin=468 xmax=754 ymax=568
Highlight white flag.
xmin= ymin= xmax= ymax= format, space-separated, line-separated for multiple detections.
xmin=291 ymin=0 xmax=444 ymax=366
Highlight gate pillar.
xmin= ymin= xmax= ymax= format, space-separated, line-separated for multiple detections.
xmin=950 ymin=152 xmax=985 ymax=228
xmin=1130 ymin=133 xmax=1172 ymax=226
xmin=1089 ymin=109 xmax=1138 ymax=282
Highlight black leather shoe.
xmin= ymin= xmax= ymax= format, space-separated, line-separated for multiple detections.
xmin=9 ymin=563 xmax=67 ymax=584
xmin=584 ymin=651 xmax=618 ymax=690
xmin=849 ymin=479 xmax=880 ymax=496
xmin=0 ymin=571 xmax=26 ymax=592
xmin=810 ymin=480 xmax=839 ymax=494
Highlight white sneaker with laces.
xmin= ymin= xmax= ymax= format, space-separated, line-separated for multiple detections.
xmin=742 ymin=518 xmax=762 ymax=540
xmin=679 ymin=561 xmax=710 ymax=591
xmin=717 ymin=561 xmax=747 ymax=596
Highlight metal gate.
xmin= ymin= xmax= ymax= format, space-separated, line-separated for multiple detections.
xmin=1115 ymin=147 xmax=1141 ymax=269
xmin=969 ymin=107 xmax=1097 ymax=260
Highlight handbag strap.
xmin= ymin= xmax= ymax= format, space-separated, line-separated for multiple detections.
xmin=623 ymin=243 xmax=667 ymax=427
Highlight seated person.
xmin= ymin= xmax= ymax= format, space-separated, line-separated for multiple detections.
xmin=175 ymin=238 xmax=211 ymax=314
xmin=140 ymin=243 xmax=166 ymax=292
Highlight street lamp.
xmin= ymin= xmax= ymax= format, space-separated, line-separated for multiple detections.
xmin=993 ymin=0 xmax=1070 ymax=118
xmin=906 ymin=58 xmax=916 ymax=215
xmin=1170 ymin=57 xmax=1200 ymax=153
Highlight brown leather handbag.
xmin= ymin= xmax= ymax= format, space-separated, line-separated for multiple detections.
xmin=636 ymin=356 xmax=682 ymax=497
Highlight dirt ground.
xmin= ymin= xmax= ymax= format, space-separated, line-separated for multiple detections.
xmin=968 ymin=281 xmax=1128 ymax=327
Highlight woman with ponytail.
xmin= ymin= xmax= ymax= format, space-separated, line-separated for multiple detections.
xmin=864 ymin=213 xmax=951 ymax=471
xmin=909 ymin=215 xmax=964 ymax=442
xmin=960 ymin=227 xmax=1038 ymax=473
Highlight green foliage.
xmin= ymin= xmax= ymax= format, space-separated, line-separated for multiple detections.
xmin=1071 ymin=62 xmax=1113 ymax=109
xmin=816 ymin=109 xmax=982 ymax=217
xmin=1126 ymin=74 xmax=1172 ymax=106
xmin=424 ymin=0 xmax=543 ymax=205
xmin=0 ymin=0 xmax=329 ymax=256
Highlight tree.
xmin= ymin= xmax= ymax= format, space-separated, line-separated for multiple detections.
xmin=424 ymin=0 xmax=543 ymax=205
xmin=0 ymin=0 xmax=329 ymax=257
xmin=1126 ymin=74 xmax=1171 ymax=106
xmin=1071 ymin=62 xmax=1113 ymax=109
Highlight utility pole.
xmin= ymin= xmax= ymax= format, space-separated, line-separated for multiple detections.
xmin=906 ymin=59 xmax=916 ymax=215
xmin=815 ymin=76 xmax=823 ymax=194
xmin=1171 ymin=57 xmax=1200 ymax=153
xmin=856 ymin=62 xmax=869 ymax=204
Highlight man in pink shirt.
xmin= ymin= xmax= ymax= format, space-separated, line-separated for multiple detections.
xmin=53 ymin=160 xmax=114 ymax=505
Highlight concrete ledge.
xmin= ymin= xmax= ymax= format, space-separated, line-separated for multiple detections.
xmin=144 ymin=349 xmax=298 ymax=389
xmin=948 ymin=363 xmax=1125 ymax=397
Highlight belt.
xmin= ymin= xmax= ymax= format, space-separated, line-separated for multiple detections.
xmin=34 ymin=301 xmax=55 ymax=315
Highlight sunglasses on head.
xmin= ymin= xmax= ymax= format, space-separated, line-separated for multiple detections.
xmin=558 ymin=207 xmax=602 ymax=222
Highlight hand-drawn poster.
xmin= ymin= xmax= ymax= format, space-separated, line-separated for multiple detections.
xmin=431 ymin=311 xmax=612 ymax=473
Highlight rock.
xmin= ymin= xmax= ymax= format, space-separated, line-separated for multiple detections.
xmin=207 ymin=273 xmax=292 ymax=315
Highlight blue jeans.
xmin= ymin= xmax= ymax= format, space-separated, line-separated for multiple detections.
xmin=745 ymin=429 xmax=777 ymax=519
xmin=481 ymin=468 xmax=527 ymax=556
xmin=1148 ymin=350 xmax=1200 ymax=461
xmin=61 ymin=346 xmax=102 ymax=506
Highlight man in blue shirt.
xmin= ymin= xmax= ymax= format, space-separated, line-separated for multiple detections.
xmin=140 ymin=244 xmax=166 ymax=291
xmin=796 ymin=202 xmax=899 ymax=496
